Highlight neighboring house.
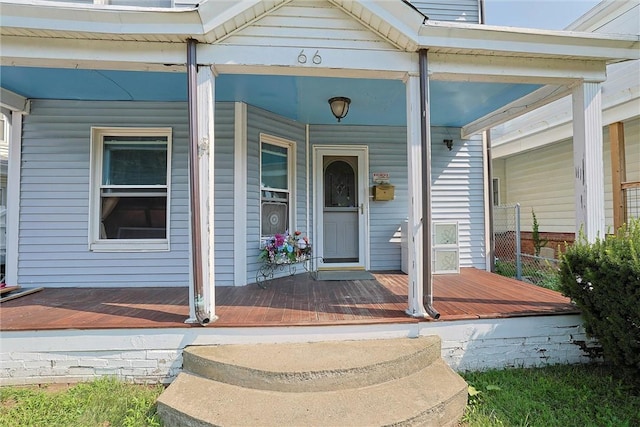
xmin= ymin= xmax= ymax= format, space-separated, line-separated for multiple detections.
xmin=491 ymin=0 xmax=640 ymax=255
xmin=0 ymin=0 xmax=637 ymax=323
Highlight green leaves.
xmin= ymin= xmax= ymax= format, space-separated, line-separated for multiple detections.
xmin=559 ymin=219 xmax=640 ymax=379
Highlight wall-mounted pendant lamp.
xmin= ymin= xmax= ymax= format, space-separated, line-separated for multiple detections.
xmin=328 ymin=97 xmax=351 ymax=122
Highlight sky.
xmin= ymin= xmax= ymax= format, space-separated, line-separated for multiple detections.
xmin=484 ymin=0 xmax=601 ymax=30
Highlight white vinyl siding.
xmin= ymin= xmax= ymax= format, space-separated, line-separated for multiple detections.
xmin=212 ymin=102 xmax=236 ymax=286
xmin=431 ymin=127 xmax=486 ymax=269
xmin=18 ymin=100 xmax=191 ymax=287
xmin=222 ymin=0 xmax=398 ymax=52
xmin=502 ymin=140 xmax=575 ymax=233
xmin=310 ymin=125 xmax=407 ymax=271
xmin=500 ymin=117 xmax=640 ymax=234
xmin=310 ymin=125 xmax=485 ymax=271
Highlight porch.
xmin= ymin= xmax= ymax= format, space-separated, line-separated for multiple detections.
xmin=1 ymin=268 xmax=595 ymax=385
xmin=0 ymin=268 xmax=578 ymax=331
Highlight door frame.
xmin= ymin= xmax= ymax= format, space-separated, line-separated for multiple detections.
xmin=313 ymin=145 xmax=370 ymax=271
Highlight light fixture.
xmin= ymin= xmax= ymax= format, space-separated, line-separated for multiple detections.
xmin=328 ymin=97 xmax=351 ymax=122
xmin=443 ymin=139 xmax=453 ymax=151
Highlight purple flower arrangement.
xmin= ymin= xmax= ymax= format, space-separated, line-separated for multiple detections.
xmin=259 ymin=231 xmax=312 ymax=264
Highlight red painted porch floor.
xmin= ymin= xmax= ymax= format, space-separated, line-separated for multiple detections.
xmin=0 ymin=268 xmax=579 ymax=331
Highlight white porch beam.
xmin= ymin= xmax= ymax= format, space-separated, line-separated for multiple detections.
xmin=405 ymin=74 xmax=427 ymax=317
xmin=202 ymin=45 xmax=419 ymax=75
xmin=461 ymin=84 xmax=575 ymax=138
xmin=0 ymin=88 xmax=29 ymax=113
xmin=5 ymin=111 xmax=23 ymax=286
xmin=573 ymin=82 xmax=605 ymax=242
xmin=419 ymin=21 xmax=640 ymax=62
xmin=428 ymin=53 xmax=607 ymax=84
xmin=0 ymin=36 xmax=186 ymax=72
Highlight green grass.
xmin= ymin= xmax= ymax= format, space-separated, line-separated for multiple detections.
xmin=0 ymin=377 xmax=164 ymax=427
xmin=2 ymin=365 xmax=638 ymax=426
xmin=462 ymin=364 xmax=640 ymax=427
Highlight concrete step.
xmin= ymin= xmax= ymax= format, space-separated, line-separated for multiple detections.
xmin=156 ymin=337 xmax=468 ymax=427
xmin=182 ymin=336 xmax=442 ymax=392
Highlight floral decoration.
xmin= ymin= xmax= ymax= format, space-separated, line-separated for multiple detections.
xmin=259 ymin=231 xmax=312 ymax=264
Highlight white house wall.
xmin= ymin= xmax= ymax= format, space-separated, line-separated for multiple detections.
xmin=431 ymin=127 xmax=486 ymax=269
xmin=495 ymin=117 xmax=639 ymax=233
xmin=244 ymin=106 xmax=308 ymax=286
xmin=309 ymin=125 xmax=408 ymax=271
xmin=212 ymin=102 xmax=236 ymax=286
xmin=18 ymin=100 xmax=191 ymax=287
xmin=208 ymin=0 xmax=418 ymax=74
xmin=221 ymin=0 xmax=398 ymax=52
xmin=17 ymin=99 xmax=488 ymax=287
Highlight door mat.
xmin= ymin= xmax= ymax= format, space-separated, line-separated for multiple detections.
xmin=314 ymin=271 xmax=375 ymax=281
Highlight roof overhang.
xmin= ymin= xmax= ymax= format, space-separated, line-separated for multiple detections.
xmin=1 ymin=0 xmax=638 ymax=61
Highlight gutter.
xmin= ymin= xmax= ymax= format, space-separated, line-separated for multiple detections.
xmin=418 ymin=49 xmax=440 ymax=320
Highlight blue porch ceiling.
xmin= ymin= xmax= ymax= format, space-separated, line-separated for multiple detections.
xmin=0 ymin=66 xmax=540 ymax=127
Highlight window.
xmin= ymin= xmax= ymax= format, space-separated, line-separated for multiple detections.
xmin=260 ymin=134 xmax=295 ymax=237
xmin=492 ymin=178 xmax=500 ymax=206
xmin=90 ymin=127 xmax=171 ymax=251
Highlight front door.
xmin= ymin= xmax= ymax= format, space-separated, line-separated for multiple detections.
xmin=314 ymin=146 xmax=369 ymax=270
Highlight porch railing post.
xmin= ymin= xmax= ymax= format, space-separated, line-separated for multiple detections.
xmin=515 ymin=203 xmax=522 ymax=280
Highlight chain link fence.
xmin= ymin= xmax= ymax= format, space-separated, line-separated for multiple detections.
xmin=493 ymin=204 xmax=560 ymax=290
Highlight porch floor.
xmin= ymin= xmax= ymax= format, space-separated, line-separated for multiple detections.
xmin=0 ymin=268 xmax=579 ymax=331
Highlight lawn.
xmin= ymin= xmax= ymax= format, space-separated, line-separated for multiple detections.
xmin=462 ymin=364 xmax=640 ymax=426
xmin=1 ymin=364 xmax=638 ymax=426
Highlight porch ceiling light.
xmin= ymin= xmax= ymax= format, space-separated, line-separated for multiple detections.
xmin=328 ymin=97 xmax=351 ymax=122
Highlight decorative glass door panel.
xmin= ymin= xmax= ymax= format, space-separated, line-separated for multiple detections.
xmin=323 ymin=157 xmax=358 ymax=263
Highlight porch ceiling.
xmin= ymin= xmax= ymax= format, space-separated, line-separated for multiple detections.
xmin=0 ymin=66 xmax=540 ymax=127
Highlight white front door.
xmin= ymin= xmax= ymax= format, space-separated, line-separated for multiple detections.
xmin=314 ymin=146 xmax=369 ymax=270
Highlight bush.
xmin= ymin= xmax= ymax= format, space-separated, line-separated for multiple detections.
xmin=558 ymin=219 xmax=640 ymax=379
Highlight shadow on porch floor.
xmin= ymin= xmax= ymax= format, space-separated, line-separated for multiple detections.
xmin=0 ymin=268 xmax=579 ymax=331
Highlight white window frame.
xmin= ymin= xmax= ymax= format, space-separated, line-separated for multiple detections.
xmin=432 ymin=221 xmax=460 ymax=274
xmin=89 ymin=127 xmax=172 ymax=252
xmin=492 ymin=177 xmax=500 ymax=206
xmin=259 ymin=133 xmax=296 ymax=239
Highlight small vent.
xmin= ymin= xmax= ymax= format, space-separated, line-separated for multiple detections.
xmin=261 ymin=202 xmax=288 ymax=236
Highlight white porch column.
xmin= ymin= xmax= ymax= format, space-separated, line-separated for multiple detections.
xmin=198 ymin=65 xmax=217 ymax=321
xmin=572 ymin=82 xmax=605 ymax=242
xmin=405 ymin=74 xmax=427 ymax=317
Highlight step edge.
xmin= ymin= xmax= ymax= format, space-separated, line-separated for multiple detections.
xmin=158 ymin=360 xmax=467 ymax=427
xmin=183 ymin=339 xmax=441 ymax=392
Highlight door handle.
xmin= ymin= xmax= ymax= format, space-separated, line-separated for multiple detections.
xmin=360 ymin=203 xmax=364 ymax=214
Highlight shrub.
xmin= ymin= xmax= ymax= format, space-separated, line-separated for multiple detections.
xmin=558 ymin=219 xmax=640 ymax=379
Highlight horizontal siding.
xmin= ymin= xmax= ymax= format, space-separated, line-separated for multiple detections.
xmin=410 ymin=0 xmax=480 ymax=23
xmin=431 ymin=128 xmax=486 ymax=269
xmin=501 ymin=117 xmax=639 ymax=234
xmin=213 ymin=103 xmax=236 ymax=286
xmin=18 ymin=100 xmax=191 ymax=287
xmin=503 ymin=139 xmax=575 ymax=233
xmin=223 ymin=0 xmax=396 ymax=51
